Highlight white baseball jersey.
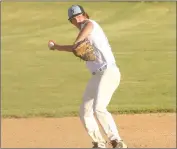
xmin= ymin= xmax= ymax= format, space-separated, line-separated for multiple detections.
xmin=81 ymin=19 xmax=116 ymax=73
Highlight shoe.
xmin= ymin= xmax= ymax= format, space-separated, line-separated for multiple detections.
xmin=92 ymin=142 xmax=106 ymax=148
xmin=110 ymin=140 xmax=128 ymax=148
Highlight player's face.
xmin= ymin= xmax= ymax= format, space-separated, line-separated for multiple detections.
xmin=69 ymin=14 xmax=85 ymax=29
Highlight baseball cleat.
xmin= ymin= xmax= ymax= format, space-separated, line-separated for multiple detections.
xmin=110 ymin=140 xmax=128 ymax=148
xmin=92 ymin=142 xmax=106 ymax=148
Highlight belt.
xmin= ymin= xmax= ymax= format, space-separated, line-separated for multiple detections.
xmin=92 ymin=64 xmax=107 ymax=75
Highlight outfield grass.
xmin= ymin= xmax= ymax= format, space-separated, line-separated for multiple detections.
xmin=1 ymin=2 xmax=176 ymax=118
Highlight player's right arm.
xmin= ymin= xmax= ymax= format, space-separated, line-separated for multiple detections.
xmin=48 ymin=40 xmax=83 ymax=53
xmin=54 ymin=44 xmax=73 ymax=52
xmin=48 ymin=40 xmax=73 ymax=52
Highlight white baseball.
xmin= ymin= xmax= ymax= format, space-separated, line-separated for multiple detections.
xmin=49 ymin=41 xmax=55 ymax=48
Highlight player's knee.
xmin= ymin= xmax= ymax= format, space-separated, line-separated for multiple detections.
xmin=94 ymin=106 xmax=107 ymax=116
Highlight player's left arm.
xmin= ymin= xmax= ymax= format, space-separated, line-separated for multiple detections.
xmin=74 ymin=21 xmax=93 ymax=44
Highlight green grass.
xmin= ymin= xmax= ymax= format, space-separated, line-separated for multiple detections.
xmin=1 ymin=2 xmax=176 ymax=118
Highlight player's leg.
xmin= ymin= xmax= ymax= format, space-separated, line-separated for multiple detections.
xmin=79 ymin=75 xmax=106 ymax=148
xmin=93 ymin=66 xmax=127 ymax=148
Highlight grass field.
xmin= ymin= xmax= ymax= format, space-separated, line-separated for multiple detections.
xmin=1 ymin=2 xmax=176 ymax=118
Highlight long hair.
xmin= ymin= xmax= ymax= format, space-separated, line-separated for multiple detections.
xmin=83 ymin=12 xmax=90 ymax=19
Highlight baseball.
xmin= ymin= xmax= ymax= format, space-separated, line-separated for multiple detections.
xmin=48 ymin=41 xmax=55 ymax=48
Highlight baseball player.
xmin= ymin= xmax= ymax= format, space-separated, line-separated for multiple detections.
xmin=48 ymin=5 xmax=128 ymax=148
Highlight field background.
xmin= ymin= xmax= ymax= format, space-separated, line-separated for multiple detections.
xmin=1 ymin=2 xmax=176 ymax=118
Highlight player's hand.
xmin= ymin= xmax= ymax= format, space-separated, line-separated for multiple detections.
xmin=48 ymin=40 xmax=56 ymax=50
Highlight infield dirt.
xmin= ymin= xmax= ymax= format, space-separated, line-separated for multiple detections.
xmin=2 ymin=113 xmax=176 ymax=148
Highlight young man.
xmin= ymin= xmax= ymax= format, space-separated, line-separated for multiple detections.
xmin=48 ymin=5 xmax=127 ymax=148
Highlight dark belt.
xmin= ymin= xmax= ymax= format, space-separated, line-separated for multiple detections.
xmin=92 ymin=65 xmax=107 ymax=75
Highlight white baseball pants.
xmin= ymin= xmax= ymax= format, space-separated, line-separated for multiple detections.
xmin=79 ymin=65 xmax=122 ymax=144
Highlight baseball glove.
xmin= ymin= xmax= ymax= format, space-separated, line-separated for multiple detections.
xmin=72 ymin=39 xmax=96 ymax=61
